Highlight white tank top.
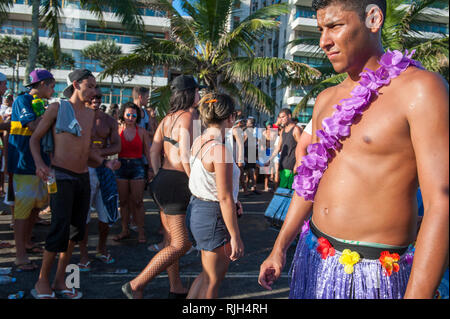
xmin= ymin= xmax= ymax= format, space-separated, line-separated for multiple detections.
xmin=189 ymin=139 xmax=240 ymax=203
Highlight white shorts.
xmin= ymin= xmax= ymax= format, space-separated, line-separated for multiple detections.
xmin=86 ymin=167 xmax=109 ymax=224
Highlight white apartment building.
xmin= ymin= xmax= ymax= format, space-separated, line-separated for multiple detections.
xmin=232 ymin=0 xmax=449 ymax=125
xmin=0 ymin=0 xmax=170 ymax=105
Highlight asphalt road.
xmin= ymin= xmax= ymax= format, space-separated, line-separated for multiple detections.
xmin=0 ymin=185 xmax=297 ymax=300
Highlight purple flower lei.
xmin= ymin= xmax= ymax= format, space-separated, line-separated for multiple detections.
xmin=293 ymin=50 xmax=423 ymax=201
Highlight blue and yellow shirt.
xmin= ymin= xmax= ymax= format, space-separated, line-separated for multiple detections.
xmin=7 ymin=93 xmax=50 ymax=175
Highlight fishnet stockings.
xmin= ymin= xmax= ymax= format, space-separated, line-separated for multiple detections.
xmin=132 ymin=214 xmax=191 ymax=291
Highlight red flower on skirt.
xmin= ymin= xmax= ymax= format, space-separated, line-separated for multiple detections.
xmin=317 ymin=237 xmax=335 ymax=259
xmin=379 ymin=251 xmax=400 ymax=276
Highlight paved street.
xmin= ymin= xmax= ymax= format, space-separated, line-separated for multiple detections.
xmin=0 ymin=184 xmax=297 ymax=299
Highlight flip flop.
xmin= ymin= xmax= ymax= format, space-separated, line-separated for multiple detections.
xmin=26 ymin=245 xmax=44 ymax=254
xmin=36 ymin=218 xmax=51 ymax=226
xmin=95 ymin=253 xmax=115 ymax=264
xmin=0 ymin=241 xmax=14 ymax=249
xmin=77 ymin=261 xmax=91 ymax=272
xmin=55 ymin=288 xmax=83 ymax=299
xmin=113 ymin=232 xmax=130 ymax=241
xmin=15 ymin=261 xmax=38 ymax=272
xmin=30 ymin=288 xmax=56 ymax=299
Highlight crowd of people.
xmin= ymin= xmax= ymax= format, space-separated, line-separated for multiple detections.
xmin=0 ymin=67 xmax=300 ymax=299
xmin=0 ymin=0 xmax=448 ymax=300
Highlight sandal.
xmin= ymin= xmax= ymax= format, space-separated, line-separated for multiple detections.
xmin=15 ymin=261 xmax=39 ymax=272
xmin=30 ymin=289 xmax=56 ymax=299
xmin=0 ymin=241 xmax=14 ymax=249
xmin=77 ymin=261 xmax=91 ymax=272
xmin=55 ymin=288 xmax=83 ymax=299
xmin=113 ymin=232 xmax=130 ymax=241
xmin=26 ymin=245 xmax=44 ymax=254
xmin=95 ymin=253 xmax=115 ymax=264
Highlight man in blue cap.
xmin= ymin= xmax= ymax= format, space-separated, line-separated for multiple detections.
xmin=7 ymin=69 xmax=55 ymax=271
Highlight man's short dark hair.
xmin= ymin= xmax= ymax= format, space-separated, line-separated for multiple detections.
xmin=312 ymin=0 xmax=386 ymax=26
xmin=132 ymin=87 xmax=150 ymax=100
xmin=279 ymin=108 xmax=292 ymax=116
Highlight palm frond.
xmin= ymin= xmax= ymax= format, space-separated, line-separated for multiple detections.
xmin=225 ymin=57 xmax=321 ymax=85
xmin=40 ymin=0 xmax=62 ymax=60
xmin=240 ymin=81 xmax=277 ymax=114
xmin=0 ymin=0 xmax=13 ymax=24
xmin=149 ymin=85 xmax=172 ymax=120
xmin=292 ymin=73 xmax=347 ymax=117
xmin=80 ymin=0 xmax=144 ymax=33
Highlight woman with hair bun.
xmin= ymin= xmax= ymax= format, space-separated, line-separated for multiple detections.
xmin=186 ymin=92 xmax=244 ymax=299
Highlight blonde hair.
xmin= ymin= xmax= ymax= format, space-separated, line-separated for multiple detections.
xmin=198 ymin=92 xmax=235 ymax=126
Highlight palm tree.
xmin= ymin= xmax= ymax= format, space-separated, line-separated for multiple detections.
xmin=0 ymin=0 xmax=144 ymax=85
xmin=288 ymin=0 xmax=449 ymax=116
xmin=102 ymin=0 xmax=321 ymax=117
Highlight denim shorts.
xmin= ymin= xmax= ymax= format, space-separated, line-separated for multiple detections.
xmin=115 ymin=158 xmax=145 ymax=180
xmin=186 ymin=196 xmax=230 ymax=252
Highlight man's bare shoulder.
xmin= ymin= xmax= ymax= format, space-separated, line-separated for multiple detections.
xmin=100 ymin=111 xmax=118 ymax=127
xmin=312 ymin=85 xmax=342 ymax=119
xmin=397 ymin=67 xmax=449 ymax=110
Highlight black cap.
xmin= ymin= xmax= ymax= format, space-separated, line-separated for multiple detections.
xmin=170 ymin=75 xmax=206 ymax=91
xmin=63 ymin=69 xmax=94 ymax=98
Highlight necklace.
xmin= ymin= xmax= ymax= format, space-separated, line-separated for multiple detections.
xmin=292 ymin=50 xmax=423 ymax=201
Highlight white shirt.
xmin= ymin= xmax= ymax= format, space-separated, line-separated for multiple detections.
xmin=189 ymin=141 xmax=240 ymax=203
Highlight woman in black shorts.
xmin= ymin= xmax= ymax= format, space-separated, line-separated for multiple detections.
xmin=121 ymin=75 xmax=201 ymax=299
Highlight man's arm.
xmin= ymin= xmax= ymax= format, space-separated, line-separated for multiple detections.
xmin=404 ymin=71 xmax=449 ymax=298
xmin=265 ymin=131 xmax=283 ymax=165
xmin=29 ymin=102 xmax=59 ymax=180
xmin=99 ymin=117 xmax=121 ymax=157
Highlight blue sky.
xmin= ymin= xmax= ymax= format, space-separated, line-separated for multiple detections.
xmin=172 ymin=0 xmax=189 ymax=16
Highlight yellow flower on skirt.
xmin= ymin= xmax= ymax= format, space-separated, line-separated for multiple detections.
xmin=339 ymin=249 xmax=361 ymax=274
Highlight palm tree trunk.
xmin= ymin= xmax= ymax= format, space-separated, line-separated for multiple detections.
xmin=24 ymin=0 xmax=40 ymax=86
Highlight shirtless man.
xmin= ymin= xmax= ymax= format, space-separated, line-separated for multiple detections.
xmin=29 ymin=69 xmax=98 ymax=299
xmin=258 ymin=0 xmax=448 ymax=299
xmin=78 ymin=86 xmax=121 ymax=270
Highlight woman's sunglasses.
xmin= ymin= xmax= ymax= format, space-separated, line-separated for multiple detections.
xmin=126 ymin=113 xmax=137 ymax=118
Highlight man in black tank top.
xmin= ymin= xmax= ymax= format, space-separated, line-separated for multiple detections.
xmin=265 ymin=109 xmax=302 ymax=189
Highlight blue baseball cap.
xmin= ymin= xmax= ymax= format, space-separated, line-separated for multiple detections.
xmin=26 ymin=69 xmax=54 ymax=87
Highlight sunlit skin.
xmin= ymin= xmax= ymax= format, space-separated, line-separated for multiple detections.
xmin=259 ymin=3 xmax=449 ymax=299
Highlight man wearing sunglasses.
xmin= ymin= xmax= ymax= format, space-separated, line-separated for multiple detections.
xmin=78 ymin=86 xmax=121 ymax=271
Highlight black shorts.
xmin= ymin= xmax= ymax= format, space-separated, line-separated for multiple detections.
xmin=150 ymin=168 xmax=191 ymax=215
xmin=45 ymin=166 xmax=91 ymax=253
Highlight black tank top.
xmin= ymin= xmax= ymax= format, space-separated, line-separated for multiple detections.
xmin=280 ymin=125 xmax=297 ymax=171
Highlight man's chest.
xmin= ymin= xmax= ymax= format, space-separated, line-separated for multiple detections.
xmin=314 ymin=89 xmax=411 ymax=156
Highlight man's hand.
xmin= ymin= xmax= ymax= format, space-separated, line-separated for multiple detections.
xmin=35 ymin=162 xmax=51 ymax=182
xmin=258 ymin=251 xmax=286 ymax=291
xmin=147 ymin=168 xmax=155 ymax=182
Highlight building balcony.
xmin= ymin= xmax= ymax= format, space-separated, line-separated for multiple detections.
xmin=291 ymin=16 xmax=318 ymax=32
xmin=289 ymin=43 xmax=321 ymax=56
xmin=8 ymin=3 xmax=170 ymax=32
